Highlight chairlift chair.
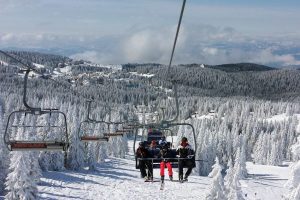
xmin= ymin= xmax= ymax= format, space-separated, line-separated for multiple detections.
xmin=134 ymin=123 xmax=196 ymax=169
xmin=4 ymin=69 xmax=69 ymax=151
xmin=78 ymin=101 xmax=110 ymax=142
xmin=101 ymin=106 xmax=125 ymax=138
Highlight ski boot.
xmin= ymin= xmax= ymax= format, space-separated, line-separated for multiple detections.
xmin=161 ymin=176 xmax=164 ymax=183
xmin=179 ymin=175 xmax=183 ymax=183
xmin=169 ymin=175 xmax=173 ymax=181
xmin=184 ymin=175 xmax=188 ymax=182
xmin=144 ymin=176 xmax=149 ymax=181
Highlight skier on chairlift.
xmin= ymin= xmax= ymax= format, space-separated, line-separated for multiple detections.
xmin=136 ymin=142 xmax=152 ymax=180
xmin=159 ymin=136 xmax=167 ymax=146
xmin=158 ymin=143 xmax=173 ymax=183
xmin=177 ymin=137 xmax=195 ymax=182
xmin=148 ymin=140 xmax=160 ymax=157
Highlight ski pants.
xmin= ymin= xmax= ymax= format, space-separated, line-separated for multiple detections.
xmin=139 ymin=160 xmax=153 ymax=178
xmin=160 ymin=161 xmax=173 ymax=177
xmin=178 ymin=159 xmax=193 ymax=178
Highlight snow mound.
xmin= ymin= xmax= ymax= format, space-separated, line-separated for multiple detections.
xmin=33 ymin=63 xmax=45 ymax=69
xmin=130 ymin=72 xmax=155 ymax=78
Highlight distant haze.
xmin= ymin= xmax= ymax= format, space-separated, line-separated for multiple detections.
xmin=1 ymin=0 xmax=300 ymax=67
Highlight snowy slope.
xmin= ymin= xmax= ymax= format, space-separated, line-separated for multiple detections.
xmin=36 ymin=140 xmax=290 ymax=200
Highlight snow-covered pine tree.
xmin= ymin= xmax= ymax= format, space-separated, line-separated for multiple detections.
xmin=87 ymin=143 xmax=97 ymax=170
xmin=205 ymin=157 xmax=227 ymax=200
xmin=66 ymin=105 xmax=85 ymax=170
xmin=5 ymin=151 xmax=38 ymax=200
xmin=47 ymin=110 xmax=65 ymax=171
xmin=208 ymin=157 xmax=222 ymax=178
xmin=227 ymin=165 xmax=245 ymax=200
xmin=285 ymin=136 xmax=300 ymax=200
xmin=240 ymin=139 xmax=248 ymax=179
xmin=30 ymin=152 xmax=42 ymax=184
xmin=233 ymin=146 xmax=247 ymax=179
xmin=0 ymin=99 xmax=8 ymax=194
xmin=5 ymin=114 xmax=40 ymax=199
xmin=224 ymin=158 xmax=234 ymax=195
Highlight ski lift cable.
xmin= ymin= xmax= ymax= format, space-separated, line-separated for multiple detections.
xmin=163 ymin=0 xmax=186 ymax=123
xmin=167 ymin=0 xmax=186 ymax=76
xmin=0 ymin=50 xmax=119 ymax=112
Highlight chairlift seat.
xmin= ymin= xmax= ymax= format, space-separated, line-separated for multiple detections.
xmin=8 ymin=141 xmax=68 ymax=151
xmin=80 ymin=136 xmax=109 ymax=142
xmin=122 ymin=127 xmax=134 ymax=131
xmin=125 ymin=124 xmax=136 ymax=128
xmin=103 ymin=133 xmax=124 ymax=137
xmin=135 ymin=154 xmax=195 ymax=169
xmin=115 ymin=130 xmax=129 ymax=133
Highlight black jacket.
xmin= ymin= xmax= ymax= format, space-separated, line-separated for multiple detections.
xmin=136 ymin=147 xmax=149 ymax=158
xmin=176 ymin=143 xmax=194 ymax=158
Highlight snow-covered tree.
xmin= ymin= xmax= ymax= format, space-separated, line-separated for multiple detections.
xmin=0 ymin=99 xmax=8 ymax=194
xmin=87 ymin=143 xmax=97 ymax=170
xmin=66 ymin=106 xmax=85 ymax=170
xmin=205 ymin=157 xmax=227 ymax=200
xmin=5 ymin=152 xmax=38 ymax=200
xmin=285 ymin=136 xmax=300 ymax=200
xmin=67 ymin=134 xmax=85 ymax=170
xmin=227 ymin=165 xmax=245 ymax=200
xmin=30 ymin=152 xmax=42 ymax=184
xmin=224 ymin=158 xmax=234 ymax=195
xmin=239 ymin=143 xmax=248 ymax=179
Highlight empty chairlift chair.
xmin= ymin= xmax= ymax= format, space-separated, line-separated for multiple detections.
xmin=78 ymin=101 xmax=111 ymax=142
xmin=4 ymin=69 xmax=69 ymax=151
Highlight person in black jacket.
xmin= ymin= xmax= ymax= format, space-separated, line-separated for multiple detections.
xmin=158 ymin=143 xmax=173 ymax=183
xmin=176 ymin=137 xmax=195 ymax=182
xmin=136 ymin=142 xmax=152 ymax=180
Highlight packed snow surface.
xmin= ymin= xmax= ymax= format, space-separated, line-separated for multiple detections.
xmin=36 ymin=140 xmax=289 ymax=200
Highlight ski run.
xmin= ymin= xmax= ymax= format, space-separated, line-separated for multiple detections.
xmin=3 ymin=139 xmax=288 ymax=200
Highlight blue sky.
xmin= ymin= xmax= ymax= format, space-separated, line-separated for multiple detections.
xmin=1 ymin=0 xmax=300 ymax=66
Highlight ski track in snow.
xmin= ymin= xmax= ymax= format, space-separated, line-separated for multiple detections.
xmin=37 ymin=140 xmax=289 ymax=200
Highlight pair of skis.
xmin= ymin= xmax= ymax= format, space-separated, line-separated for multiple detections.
xmin=144 ymin=178 xmax=187 ymax=190
xmin=159 ymin=179 xmax=188 ymax=190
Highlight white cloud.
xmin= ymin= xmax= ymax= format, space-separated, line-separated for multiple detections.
xmin=1 ymin=24 xmax=300 ymax=67
xmin=202 ymin=48 xmax=218 ymax=56
xmin=70 ymin=51 xmax=123 ymax=65
xmin=1 ymin=33 xmax=14 ymax=41
xmin=122 ymin=26 xmax=186 ymax=64
xmin=249 ymin=49 xmax=300 ymax=66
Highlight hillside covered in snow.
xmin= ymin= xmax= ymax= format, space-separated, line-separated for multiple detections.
xmin=0 ymin=51 xmax=299 ymax=200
